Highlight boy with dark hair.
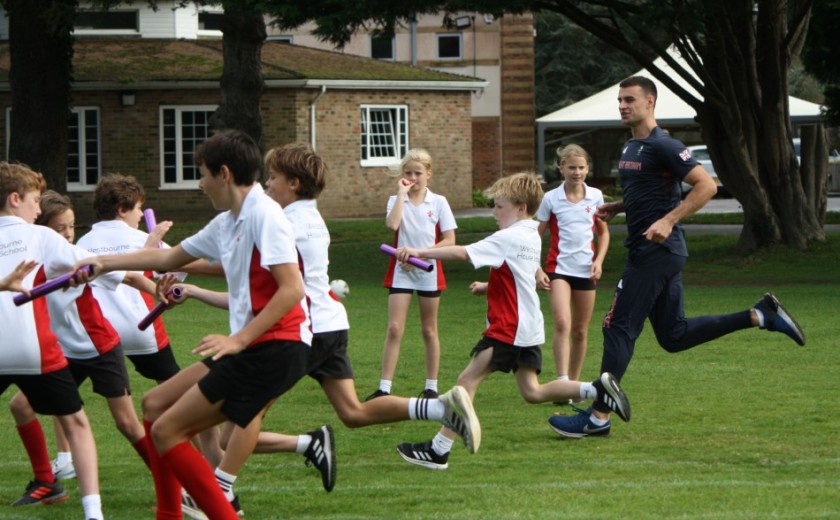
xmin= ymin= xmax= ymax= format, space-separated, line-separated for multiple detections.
xmin=74 ymin=130 xmax=312 ymax=519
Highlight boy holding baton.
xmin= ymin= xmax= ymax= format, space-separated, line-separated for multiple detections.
xmin=394 ymin=172 xmax=631 ymax=470
xmin=0 ymin=162 xmax=105 ymax=519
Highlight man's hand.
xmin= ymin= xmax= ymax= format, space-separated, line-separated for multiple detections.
xmin=595 ymin=201 xmax=623 ymax=222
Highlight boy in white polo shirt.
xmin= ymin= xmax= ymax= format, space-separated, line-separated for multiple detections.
xmin=394 ymin=172 xmax=631 ymax=470
xmin=0 ymin=162 xmax=104 ymax=519
xmin=73 ymin=130 xmax=312 ymax=520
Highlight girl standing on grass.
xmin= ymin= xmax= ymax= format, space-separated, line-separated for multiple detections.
xmin=536 ymin=144 xmax=609 ymax=392
xmin=367 ymin=149 xmax=457 ymax=401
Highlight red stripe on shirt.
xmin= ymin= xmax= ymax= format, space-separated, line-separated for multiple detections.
xmin=248 ymin=247 xmax=308 ymax=346
xmin=33 ymin=267 xmax=68 ymax=373
xmin=546 ymin=214 xmax=560 ymax=273
xmin=75 ymin=286 xmax=120 ymax=355
xmin=483 ymin=262 xmax=518 ymax=345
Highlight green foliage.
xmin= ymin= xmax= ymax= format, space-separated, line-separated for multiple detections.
xmin=471 ymin=188 xmax=492 ymax=208
xmin=802 ymin=0 xmax=840 ymax=125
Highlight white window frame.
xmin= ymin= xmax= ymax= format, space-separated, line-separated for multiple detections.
xmin=159 ymin=105 xmax=218 ymax=190
xmin=4 ymin=106 xmax=101 ymax=193
xmin=436 ymin=33 xmax=463 ymax=60
xmin=360 ymin=105 xmax=409 ymax=167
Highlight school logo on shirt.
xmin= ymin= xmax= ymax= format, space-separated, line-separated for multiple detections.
xmin=679 ymin=148 xmax=692 ymax=161
xmin=427 ymin=210 xmax=435 ymax=219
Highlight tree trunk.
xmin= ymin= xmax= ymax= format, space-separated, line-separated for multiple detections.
xmin=4 ymin=0 xmax=74 ymax=192
xmin=209 ymin=4 xmax=266 ymax=151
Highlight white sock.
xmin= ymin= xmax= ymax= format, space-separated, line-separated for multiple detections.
xmin=580 ymin=382 xmax=597 ymax=400
xmin=590 ymin=414 xmax=610 ymax=426
xmin=379 ymin=380 xmax=392 ymax=394
xmin=82 ymin=494 xmax=103 ymax=520
xmin=214 ymin=467 xmax=236 ymax=501
xmin=407 ymin=397 xmax=445 ymax=421
xmin=296 ymin=434 xmax=312 ymax=455
xmin=425 ymin=379 xmax=438 ymax=392
xmin=754 ymin=308 xmax=766 ymax=328
xmin=557 ymin=375 xmax=569 ymax=381
xmin=55 ymin=451 xmax=72 ymax=466
xmin=431 ymin=432 xmax=454 ymax=456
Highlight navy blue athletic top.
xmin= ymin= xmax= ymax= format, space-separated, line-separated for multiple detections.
xmin=618 ymin=126 xmax=698 ymax=257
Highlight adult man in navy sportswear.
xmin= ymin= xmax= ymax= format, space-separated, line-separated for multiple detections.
xmin=548 ymin=75 xmax=805 ymax=439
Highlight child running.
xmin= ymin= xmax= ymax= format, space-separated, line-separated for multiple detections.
xmin=0 ymin=163 xmax=104 ymax=519
xmin=73 ymin=129 xmax=313 ymax=520
xmin=393 ymin=172 xmax=630 ymax=470
xmin=163 ymin=143 xmax=478 ymax=517
xmin=367 ymin=149 xmax=456 ymax=400
xmin=536 ymin=144 xmax=609 ymax=396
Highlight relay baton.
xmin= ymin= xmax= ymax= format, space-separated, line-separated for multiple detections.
xmin=379 ymin=244 xmax=433 ymax=272
xmin=13 ymin=265 xmax=94 ymax=306
xmin=137 ymin=287 xmax=183 ymax=331
xmin=144 ymin=208 xmax=163 ymax=248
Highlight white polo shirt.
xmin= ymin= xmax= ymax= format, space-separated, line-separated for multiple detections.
xmin=77 ymin=220 xmax=171 ymax=356
xmin=181 ymin=184 xmax=312 ymax=347
xmin=536 ymin=183 xmax=604 ymax=278
xmin=0 ymin=216 xmax=117 ymax=373
xmin=283 ymin=199 xmax=349 ymax=334
xmin=464 ymin=219 xmax=544 ymax=347
xmin=384 ymin=188 xmax=457 ymax=291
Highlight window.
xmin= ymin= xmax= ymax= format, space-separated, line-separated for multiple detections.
xmin=160 ymin=106 xmax=217 ymax=189
xmin=74 ymin=10 xmax=138 ymax=34
xmin=437 ymin=33 xmax=462 ymax=60
xmin=198 ymin=12 xmax=224 ymax=31
xmin=370 ymin=34 xmax=395 ymax=61
xmin=67 ymin=108 xmax=101 ymax=191
xmin=267 ymin=35 xmax=294 ymax=43
xmin=360 ymin=105 xmax=408 ymax=167
xmin=5 ymin=107 xmax=101 ymax=192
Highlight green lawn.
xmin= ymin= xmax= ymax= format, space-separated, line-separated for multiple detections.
xmin=1 ymin=219 xmax=838 ymax=519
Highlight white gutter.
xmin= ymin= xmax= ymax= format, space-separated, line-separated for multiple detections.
xmin=310 ymin=85 xmax=327 ymax=151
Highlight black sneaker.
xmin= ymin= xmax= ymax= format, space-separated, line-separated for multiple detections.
xmin=419 ymin=388 xmax=439 ymax=399
xmin=364 ymin=389 xmax=389 ymax=401
xmin=396 ymin=441 xmax=449 ymax=470
xmin=592 ymin=372 xmax=631 ymax=422
xmin=754 ymin=292 xmax=806 ymax=346
xmin=303 ymin=425 xmax=336 ymax=492
xmin=11 ymin=479 xmax=68 ymax=506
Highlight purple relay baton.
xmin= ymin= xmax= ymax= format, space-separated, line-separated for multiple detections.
xmin=379 ymin=244 xmax=434 ymax=272
xmin=137 ymin=287 xmax=183 ymax=331
xmin=144 ymin=208 xmax=163 ymax=248
xmin=13 ymin=265 xmax=94 ymax=306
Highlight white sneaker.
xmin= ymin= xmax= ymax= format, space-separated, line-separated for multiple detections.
xmin=50 ymin=457 xmax=76 ymax=480
xmin=439 ymin=385 xmax=481 ymax=454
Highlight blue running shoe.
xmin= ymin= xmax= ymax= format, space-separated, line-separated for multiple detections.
xmin=592 ymin=372 xmax=631 ymax=422
xmin=754 ymin=293 xmax=805 ymax=346
xmin=548 ymin=411 xmax=611 ymax=438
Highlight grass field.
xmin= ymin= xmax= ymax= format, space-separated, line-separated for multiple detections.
xmin=1 ymin=217 xmax=838 ymax=519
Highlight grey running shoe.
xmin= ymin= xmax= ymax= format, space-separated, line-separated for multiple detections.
xmin=439 ymin=385 xmax=481 ymax=453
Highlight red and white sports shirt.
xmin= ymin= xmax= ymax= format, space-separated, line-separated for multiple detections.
xmin=0 ymin=216 xmax=115 ymax=373
xmin=283 ymin=199 xmax=349 ymax=335
xmin=464 ymin=219 xmax=545 ymax=347
xmin=77 ymin=220 xmax=173 ymax=356
xmin=536 ymin=183 xmax=604 ymax=279
xmin=181 ymin=184 xmax=312 ymax=347
xmin=384 ymin=188 xmax=456 ymax=291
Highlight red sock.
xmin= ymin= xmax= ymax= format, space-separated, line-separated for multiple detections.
xmin=16 ymin=420 xmax=54 ymax=483
xmin=132 ymin=436 xmax=152 ymax=470
xmin=162 ymin=441 xmax=238 ymax=520
xmin=144 ymin=420 xmax=181 ymax=519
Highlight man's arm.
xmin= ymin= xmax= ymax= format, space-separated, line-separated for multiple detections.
xmin=643 ymin=165 xmax=717 ymax=243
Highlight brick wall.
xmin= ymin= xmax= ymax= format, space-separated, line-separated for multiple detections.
xmin=0 ymin=86 xmax=473 ymax=223
xmin=472 ymin=117 xmax=501 ymax=189
xmin=499 ymin=14 xmax=536 ymax=176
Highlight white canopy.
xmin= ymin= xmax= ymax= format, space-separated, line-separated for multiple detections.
xmin=535 ymin=48 xmax=826 ymax=173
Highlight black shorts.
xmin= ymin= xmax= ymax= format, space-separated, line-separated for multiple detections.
xmin=67 ymin=347 xmax=132 ymax=399
xmin=127 ymin=345 xmax=180 ymax=381
xmin=548 ymin=273 xmax=597 ymax=291
xmin=0 ymin=368 xmax=84 ymax=416
xmin=198 ymin=340 xmax=310 ymax=427
xmin=470 ymin=336 xmax=542 ymax=374
xmin=306 ymin=330 xmax=354 ymax=382
xmin=389 ymin=287 xmax=442 ymax=298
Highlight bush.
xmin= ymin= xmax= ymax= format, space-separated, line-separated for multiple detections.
xmin=472 ymin=188 xmax=493 ymax=208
